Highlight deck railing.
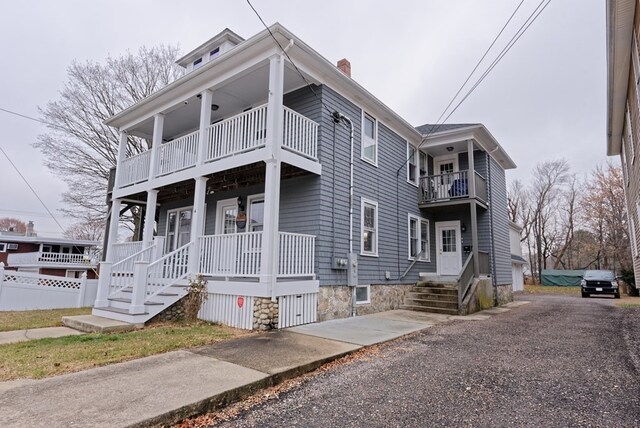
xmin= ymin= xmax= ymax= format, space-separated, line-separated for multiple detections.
xmin=475 ymin=171 xmax=488 ymax=203
xmin=419 ymin=170 xmax=488 ymax=204
xmin=278 ymin=232 xmax=315 ymax=277
xmin=108 ymin=244 xmax=156 ymax=298
xmin=206 ymin=104 xmax=268 ymax=162
xmin=111 ymin=242 xmax=145 ymax=264
xmin=7 ymin=252 xmax=95 ymax=266
xmin=118 ymin=151 xmax=151 ymax=188
xmin=283 ymin=107 xmax=318 ymax=160
xmin=116 ymin=105 xmax=318 ymax=190
xmin=156 ymin=130 xmax=200 ymax=176
xmin=144 ymin=242 xmax=192 ymax=301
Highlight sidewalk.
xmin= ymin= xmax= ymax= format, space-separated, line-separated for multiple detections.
xmin=0 ymin=302 xmax=529 ymax=428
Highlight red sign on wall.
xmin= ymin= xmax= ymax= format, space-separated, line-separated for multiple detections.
xmin=237 ymin=296 xmax=245 ymax=308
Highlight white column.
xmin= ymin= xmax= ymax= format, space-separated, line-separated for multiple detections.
xmin=77 ymin=272 xmax=88 ymax=308
xmin=114 ymin=131 xmax=128 ymax=189
xmin=94 ymin=262 xmax=111 ymax=307
xmin=467 ymin=139 xmax=479 ymax=277
xmin=149 ymin=113 xmax=164 ymax=180
xmin=189 ymin=176 xmax=208 ymax=274
xmin=130 ymin=261 xmax=148 ymax=314
xmin=261 ymin=54 xmax=285 ymax=300
xmin=142 ymin=189 xmax=158 ymax=247
xmin=467 ymin=139 xmax=476 ymax=199
xmin=105 ymin=198 xmax=122 ymax=262
xmin=198 ymin=89 xmax=213 ymax=165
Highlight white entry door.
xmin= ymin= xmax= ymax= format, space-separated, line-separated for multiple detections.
xmin=434 ymin=157 xmax=458 ymax=199
xmin=215 ymin=198 xmax=239 ymax=273
xmin=436 ymin=221 xmax=462 ymax=276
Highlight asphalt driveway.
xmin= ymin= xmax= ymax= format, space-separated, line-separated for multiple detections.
xmin=213 ymin=294 xmax=640 ymax=427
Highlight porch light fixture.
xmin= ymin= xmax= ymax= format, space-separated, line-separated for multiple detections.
xmin=446 ymin=146 xmax=454 ymax=152
xmin=461 ymin=223 xmax=467 ymax=233
xmin=211 ymin=104 xmax=219 ymax=111
xmin=237 ymin=196 xmax=245 ymax=212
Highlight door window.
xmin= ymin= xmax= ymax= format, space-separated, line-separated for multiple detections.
xmin=249 ymin=198 xmax=264 ymax=232
xmin=166 ymin=208 xmax=192 ymax=252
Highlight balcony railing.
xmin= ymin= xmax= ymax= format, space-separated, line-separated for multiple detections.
xmin=7 ymin=252 xmax=96 ymax=266
xmin=116 ymin=106 xmax=318 ymax=190
xmin=419 ymin=170 xmax=487 ymax=204
xmin=198 ymin=231 xmax=315 ymax=278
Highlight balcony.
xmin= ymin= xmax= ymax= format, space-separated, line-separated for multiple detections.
xmin=7 ymin=252 xmax=98 ymax=267
xmin=418 ymin=170 xmax=488 ymax=206
xmin=117 ymin=105 xmax=318 ymax=190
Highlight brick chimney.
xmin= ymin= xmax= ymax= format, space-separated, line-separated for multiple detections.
xmin=337 ymin=58 xmax=351 ymax=77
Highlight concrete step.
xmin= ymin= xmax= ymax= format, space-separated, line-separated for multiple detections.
xmin=108 ymin=297 xmax=164 ymax=306
xmin=411 ymin=286 xmax=458 ymax=295
xmin=404 ymin=298 xmax=459 ymax=309
xmin=408 ymin=291 xmax=458 ymax=302
xmin=400 ymin=304 xmax=459 ymax=315
xmin=62 ymin=314 xmax=143 ymax=333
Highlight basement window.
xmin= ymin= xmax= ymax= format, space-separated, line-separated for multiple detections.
xmin=356 ymin=284 xmax=370 ymax=304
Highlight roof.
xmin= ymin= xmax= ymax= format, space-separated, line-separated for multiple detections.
xmin=416 ymin=123 xmax=517 ymax=170
xmin=0 ymin=234 xmax=98 ymax=247
xmin=606 ymin=0 xmax=636 ymax=156
xmin=511 ymin=254 xmax=527 ymax=264
xmin=175 ymin=28 xmax=245 ymax=67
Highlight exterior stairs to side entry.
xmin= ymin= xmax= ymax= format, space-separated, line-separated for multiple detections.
xmin=401 ymin=278 xmax=459 ymax=315
xmin=92 ymin=282 xmax=189 ymax=324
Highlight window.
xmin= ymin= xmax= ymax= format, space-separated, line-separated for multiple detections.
xmin=193 ymin=57 xmax=203 ymax=69
xmin=356 ymin=284 xmax=371 ymax=304
xmin=248 ymin=195 xmax=265 ymax=232
xmin=407 ymin=143 xmax=417 ymax=184
xmin=361 ymin=198 xmax=378 ymax=256
xmin=66 ymin=270 xmax=83 ymax=279
xmin=0 ymin=243 xmax=5 ymax=252
xmin=209 ymin=47 xmax=220 ymax=59
xmin=626 ymin=104 xmax=635 ymax=163
xmin=419 ymin=151 xmax=428 ymax=177
xmin=361 ymin=113 xmax=377 ymax=165
xmin=166 ymin=207 xmax=193 ymax=253
xmin=42 ymin=245 xmax=52 ymax=253
xmin=408 ymin=215 xmax=430 ymax=261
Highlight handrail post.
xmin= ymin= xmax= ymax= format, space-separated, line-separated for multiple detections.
xmin=94 ymin=262 xmax=111 ymax=308
xmin=77 ymin=272 xmax=88 ymax=308
xmin=130 ymin=261 xmax=148 ymax=314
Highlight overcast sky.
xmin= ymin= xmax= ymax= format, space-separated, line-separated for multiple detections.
xmin=0 ymin=0 xmax=606 ymax=237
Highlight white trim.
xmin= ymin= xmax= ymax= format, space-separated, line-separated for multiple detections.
xmin=165 ymin=205 xmax=194 ymax=252
xmin=360 ymin=197 xmax=378 ymax=257
xmin=355 ymin=284 xmax=371 ymax=304
xmin=626 ymin=103 xmax=635 ymax=163
xmin=215 ymin=198 xmax=239 ymax=234
xmin=433 ymin=154 xmax=459 ymax=174
xmin=361 ymin=111 xmax=378 ymax=167
xmin=247 ymin=193 xmax=265 ymax=232
xmin=406 ymin=142 xmax=418 ymax=186
xmin=435 ymin=220 xmax=462 ymax=276
xmin=408 ymin=214 xmax=430 ymax=262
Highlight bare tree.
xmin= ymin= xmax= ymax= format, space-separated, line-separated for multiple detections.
xmin=35 ymin=45 xmax=183 ymax=231
xmin=0 ymin=218 xmax=27 ymax=233
xmin=551 ymin=175 xmax=580 ymax=269
xmin=64 ymin=218 xmax=105 ymax=242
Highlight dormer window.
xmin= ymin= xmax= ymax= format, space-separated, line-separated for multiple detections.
xmin=193 ymin=58 xmax=203 ymax=69
xmin=209 ymin=47 xmax=220 ymax=59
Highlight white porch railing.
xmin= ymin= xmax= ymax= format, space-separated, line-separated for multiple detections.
xmin=205 ymin=104 xmax=268 ymax=162
xmin=198 ymin=231 xmax=315 ymax=278
xmin=278 ymin=232 xmax=315 ymax=277
xmin=111 ymin=242 xmax=145 ymax=264
xmin=108 ymin=244 xmax=158 ymax=298
xmin=118 ymin=151 xmax=151 ymax=188
xmin=156 ymin=130 xmax=200 ymax=177
xmin=7 ymin=252 xmax=95 ymax=266
xmin=283 ymin=106 xmax=318 ymax=160
xmin=145 ymin=242 xmax=192 ymax=301
xmin=199 ymin=232 xmax=263 ymax=277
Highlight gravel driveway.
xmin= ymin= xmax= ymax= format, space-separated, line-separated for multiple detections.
xmin=211 ymin=294 xmax=640 ymax=427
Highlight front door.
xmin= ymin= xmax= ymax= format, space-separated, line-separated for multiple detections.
xmin=436 ymin=221 xmax=462 ymax=276
xmin=215 ymin=198 xmax=239 ymax=273
xmin=434 ymin=156 xmax=458 ymax=199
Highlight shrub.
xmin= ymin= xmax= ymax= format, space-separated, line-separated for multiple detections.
xmin=183 ymin=274 xmax=209 ymax=321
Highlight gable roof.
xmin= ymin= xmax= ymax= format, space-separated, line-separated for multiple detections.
xmin=415 ymin=123 xmax=480 ymax=135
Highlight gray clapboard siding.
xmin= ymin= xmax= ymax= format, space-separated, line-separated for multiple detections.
xmin=488 ymin=156 xmax=512 ymax=285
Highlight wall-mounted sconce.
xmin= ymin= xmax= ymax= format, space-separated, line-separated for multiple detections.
xmin=211 ymin=104 xmax=219 ymax=111
xmin=446 ymin=146 xmax=454 ymax=152
xmin=237 ymin=196 xmax=245 ymax=212
xmin=461 ymin=222 xmax=467 ymax=233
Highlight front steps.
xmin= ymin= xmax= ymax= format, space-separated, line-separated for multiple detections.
xmin=91 ymin=283 xmax=189 ymax=324
xmin=401 ymin=279 xmax=459 ymax=315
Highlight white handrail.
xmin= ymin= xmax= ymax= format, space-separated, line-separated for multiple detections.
xmin=7 ymin=252 xmax=95 ymax=266
xmin=108 ymin=244 xmax=156 ymax=298
xmin=144 ymin=242 xmax=192 ymax=301
xmin=118 ymin=151 xmax=151 ymax=188
xmin=282 ymin=107 xmax=318 ymax=160
xmin=278 ymin=232 xmax=315 ymax=277
xmin=111 ymin=242 xmax=145 ymax=264
xmin=156 ymin=130 xmax=200 ymax=177
xmin=199 ymin=232 xmax=263 ymax=277
xmin=206 ymin=104 xmax=268 ymax=161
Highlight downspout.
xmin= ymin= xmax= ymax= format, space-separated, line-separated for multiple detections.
xmin=332 ymin=111 xmax=356 ymax=317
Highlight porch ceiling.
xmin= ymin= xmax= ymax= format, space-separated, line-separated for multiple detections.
xmin=128 ymin=62 xmax=308 ymax=140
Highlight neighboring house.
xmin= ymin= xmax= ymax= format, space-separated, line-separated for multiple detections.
xmin=0 ymin=221 xmax=99 ymax=279
xmin=93 ymin=24 xmax=516 ymax=328
xmin=509 ymin=222 xmax=526 ymax=292
xmin=606 ymin=0 xmax=640 ymax=282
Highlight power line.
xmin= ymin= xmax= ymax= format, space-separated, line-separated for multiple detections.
xmin=0 ymin=106 xmax=65 ymax=131
xmin=0 ymin=144 xmax=66 ymax=232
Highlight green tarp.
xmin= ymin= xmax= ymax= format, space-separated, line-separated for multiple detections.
xmin=541 ymin=269 xmax=585 ymax=286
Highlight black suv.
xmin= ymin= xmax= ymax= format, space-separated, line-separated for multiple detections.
xmin=581 ymin=270 xmax=620 ymax=299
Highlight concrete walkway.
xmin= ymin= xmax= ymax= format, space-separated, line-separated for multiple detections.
xmin=0 ymin=326 xmax=83 ymax=345
xmin=0 ymin=302 xmax=529 ymax=428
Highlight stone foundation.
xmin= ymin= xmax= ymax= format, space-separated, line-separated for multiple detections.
xmin=150 ymin=297 xmax=187 ymax=322
xmin=253 ymin=297 xmax=279 ymax=331
xmin=496 ymin=284 xmax=514 ymax=305
xmin=317 ymin=283 xmax=413 ymax=322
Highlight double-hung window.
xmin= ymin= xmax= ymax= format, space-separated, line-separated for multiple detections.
xmin=362 ymin=113 xmax=377 ymax=165
xmin=408 ymin=215 xmax=429 ymax=261
xmin=361 ymin=198 xmax=378 ymax=256
xmin=407 ymin=143 xmax=417 ymax=184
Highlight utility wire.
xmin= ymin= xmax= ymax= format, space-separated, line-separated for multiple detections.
xmin=0 ymin=107 xmax=66 ymax=132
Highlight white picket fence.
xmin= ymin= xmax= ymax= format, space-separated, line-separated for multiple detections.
xmin=0 ymin=265 xmax=98 ymax=311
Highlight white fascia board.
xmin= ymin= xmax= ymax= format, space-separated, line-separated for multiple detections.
xmin=607 ymin=0 xmax=635 ymax=156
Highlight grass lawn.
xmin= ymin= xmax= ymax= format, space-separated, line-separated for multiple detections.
xmin=0 ymin=321 xmax=244 ymax=381
xmin=524 ymin=284 xmax=581 ymax=296
xmin=0 ymin=307 xmax=92 ymax=332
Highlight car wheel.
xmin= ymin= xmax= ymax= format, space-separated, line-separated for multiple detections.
xmin=582 ymin=292 xmax=589 ymax=298
xmin=615 ymin=292 xmax=620 ymax=299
